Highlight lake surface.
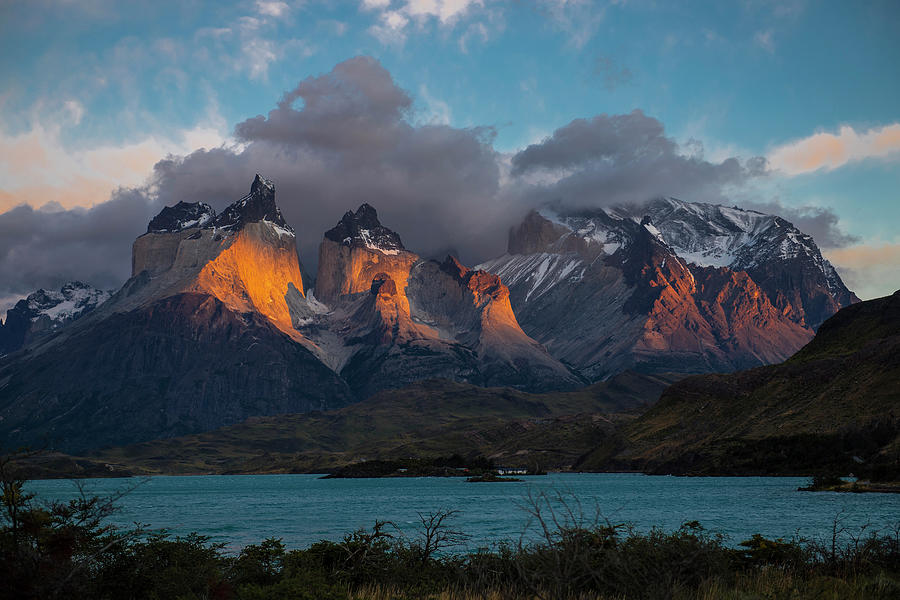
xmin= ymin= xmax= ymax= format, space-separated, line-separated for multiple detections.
xmin=27 ymin=473 xmax=900 ymax=552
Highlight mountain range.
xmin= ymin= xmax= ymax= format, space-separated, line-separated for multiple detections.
xmin=0 ymin=176 xmax=860 ymax=453
xmin=19 ymin=292 xmax=896 ymax=479
xmin=478 ymin=199 xmax=856 ymax=380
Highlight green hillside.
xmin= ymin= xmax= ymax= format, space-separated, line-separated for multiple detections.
xmin=580 ymin=290 xmax=900 ymax=476
xmin=82 ymin=371 xmax=679 ymax=476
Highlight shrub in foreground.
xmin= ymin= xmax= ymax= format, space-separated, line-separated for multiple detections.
xmin=2 ymin=462 xmax=899 ymax=599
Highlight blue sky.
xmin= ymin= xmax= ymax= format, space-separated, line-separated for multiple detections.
xmin=0 ymin=0 xmax=898 ymax=301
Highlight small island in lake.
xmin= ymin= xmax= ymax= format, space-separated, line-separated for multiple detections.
xmin=320 ymin=454 xmax=542 ymax=479
xmin=798 ymin=474 xmax=900 ymax=494
xmin=466 ymin=472 xmax=523 ymax=482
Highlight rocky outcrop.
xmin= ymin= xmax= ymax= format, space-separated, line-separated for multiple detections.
xmin=0 ymin=176 xmax=353 ymax=452
xmin=478 ymin=204 xmax=828 ymax=380
xmin=147 ymin=201 xmax=215 ymax=233
xmin=641 ymin=198 xmax=859 ymax=328
xmin=191 ymin=221 xmax=305 ymax=337
xmin=0 ymin=293 xmax=353 ymax=452
xmin=128 ymin=174 xmax=306 ymax=339
xmin=0 ymin=282 xmax=110 ymax=356
xmin=315 ymin=204 xmax=416 ymax=304
xmin=212 ymin=174 xmax=292 ymax=233
xmin=305 ymin=205 xmax=581 ymax=396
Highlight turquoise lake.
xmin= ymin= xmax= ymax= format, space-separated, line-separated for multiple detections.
xmin=27 ymin=473 xmax=900 ymax=552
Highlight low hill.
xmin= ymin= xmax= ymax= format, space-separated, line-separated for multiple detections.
xmin=579 ymin=290 xmax=900 ymax=476
xmin=85 ymin=371 xmax=680 ymax=476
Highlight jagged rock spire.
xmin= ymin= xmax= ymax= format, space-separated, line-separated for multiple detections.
xmin=213 ymin=174 xmax=291 ymax=232
xmin=145 ymin=175 xmax=292 ymax=235
xmin=324 ymin=203 xmax=404 ymax=253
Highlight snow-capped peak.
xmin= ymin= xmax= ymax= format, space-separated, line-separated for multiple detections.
xmin=505 ymin=197 xmax=855 ymax=313
xmin=17 ymin=281 xmax=110 ymax=326
xmin=536 ymin=207 xmax=626 ymax=256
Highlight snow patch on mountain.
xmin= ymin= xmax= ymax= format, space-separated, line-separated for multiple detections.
xmin=325 ymin=204 xmax=405 ymax=255
xmin=147 ymin=202 xmax=215 ymax=233
xmin=537 ymin=207 xmax=627 ymax=255
xmin=357 ymin=228 xmax=400 ymax=255
xmin=263 ymin=219 xmax=295 ymax=238
xmin=304 ymin=290 xmax=331 ymax=314
xmin=478 ymin=252 xmax=585 ymax=302
xmin=638 ymin=198 xmax=775 ymax=267
xmin=24 ymin=282 xmax=111 ymax=324
xmin=481 ymin=196 xmax=855 ymax=332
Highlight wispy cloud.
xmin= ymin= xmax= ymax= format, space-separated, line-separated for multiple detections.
xmin=404 ymin=0 xmax=483 ymax=24
xmin=369 ymin=9 xmax=411 ymax=45
xmin=458 ymin=21 xmax=489 ymax=53
xmin=0 ymin=105 xmax=228 ymax=213
xmin=363 ymin=0 xmax=486 ymax=46
xmin=317 ymin=19 xmax=349 ymax=36
xmin=754 ymin=29 xmax=775 ymax=53
xmin=417 ymin=84 xmax=452 ymax=125
xmin=540 ymin=0 xmax=620 ymax=49
xmin=826 ymin=243 xmax=900 ymax=300
xmin=256 ymin=1 xmax=290 ymax=18
xmin=768 ymin=123 xmax=900 ymax=175
xmin=592 ymin=55 xmax=632 ymax=91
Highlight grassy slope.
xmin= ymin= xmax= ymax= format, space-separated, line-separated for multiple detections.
xmin=581 ymin=290 xmax=900 ymax=475
xmin=87 ymin=372 xmax=681 ymax=475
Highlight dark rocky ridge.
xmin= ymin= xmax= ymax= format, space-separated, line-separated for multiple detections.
xmin=324 ymin=203 xmax=404 ymax=252
xmin=147 ymin=201 xmax=215 ymax=233
xmin=0 ymin=282 xmax=110 ymax=356
xmin=0 ymin=293 xmax=354 ymax=453
xmin=213 ymin=174 xmax=292 ymax=232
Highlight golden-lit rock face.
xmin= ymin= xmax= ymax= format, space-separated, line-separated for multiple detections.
xmin=632 ymin=259 xmax=813 ymax=363
xmin=440 ymin=258 xmax=526 ymax=343
xmin=449 ymin=261 xmax=547 ymax=359
xmin=191 ymin=222 xmax=304 ymax=338
xmin=130 ymin=221 xmax=306 ymax=340
xmin=367 ymin=274 xmax=436 ymax=345
xmin=318 ymin=237 xmax=556 ymax=359
xmin=301 ymin=204 xmax=580 ymax=391
xmin=316 ymin=237 xmax=418 ymax=304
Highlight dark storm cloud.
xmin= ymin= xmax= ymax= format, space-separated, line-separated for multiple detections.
xmin=1 ymin=57 xmax=849 ymax=300
xmin=234 ymin=56 xmax=413 ymax=152
xmin=510 ymin=114 xmax=859 ymax=246
xmin=149 ymin=56 xmax=506 ymax=270
xmin=0 ymin=188 xmax=163 ymax=300
xmin=511 ymin=110 xmax=767 ymax=208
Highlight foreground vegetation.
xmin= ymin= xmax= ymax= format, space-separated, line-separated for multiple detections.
xmin=3 ymin=457 xmax=899 ymax=600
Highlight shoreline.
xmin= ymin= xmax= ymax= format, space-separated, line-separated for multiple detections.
xmin=17 ymin=466 xmax=900 ymax=493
